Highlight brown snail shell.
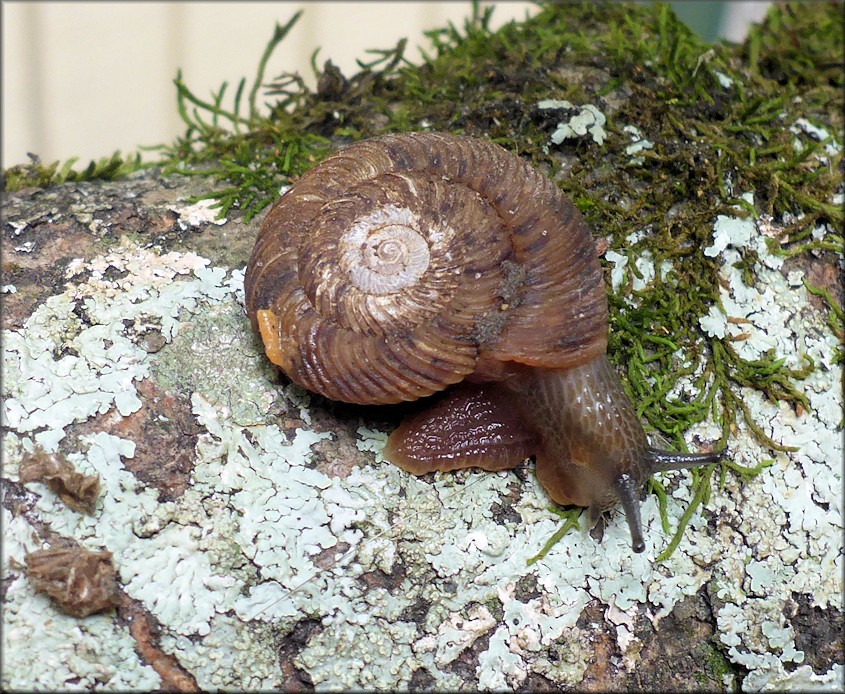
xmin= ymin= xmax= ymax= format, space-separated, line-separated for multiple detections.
xmin=244 ymin=132 xmax=722 ymax=553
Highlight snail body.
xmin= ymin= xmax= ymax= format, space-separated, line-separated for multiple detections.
xmin=245 ymin=132 xmax=722 ymax=552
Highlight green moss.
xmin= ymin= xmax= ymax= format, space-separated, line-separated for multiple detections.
xmin=803 ymin=279 xmax=845 ymax=364
xmin=2 ymin=151 xmax=143 ymax=191
xmin=526 ymin=507 xmax=582 ymax=565
xmin=687 ymin=642 xmax=737 ymax=690
xmin=3 ymin=1 xmax=842 ymax=555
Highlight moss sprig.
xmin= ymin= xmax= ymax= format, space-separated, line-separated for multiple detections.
xmin=3 ymin=151 xmax=142 ymax=191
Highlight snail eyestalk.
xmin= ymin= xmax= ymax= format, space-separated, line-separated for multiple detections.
xmin=646 ymin=447 xmax=725 ymax=473
xmin=615 ymin=472 xmax=646 ymax=553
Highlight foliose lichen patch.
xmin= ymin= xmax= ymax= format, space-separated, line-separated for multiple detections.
xmin=2 ymin=506 xmax=161 ymax=690
xmin=4 ymin=100 xmax=844 ymax=692
xmin=2 ymin=206 xmax=842 ymax=689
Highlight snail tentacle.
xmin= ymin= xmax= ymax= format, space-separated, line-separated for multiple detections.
xmin=646 ymin=448 xmax=725 ymax=472
xmin=613 ymin=472 xmax=646 ymax=554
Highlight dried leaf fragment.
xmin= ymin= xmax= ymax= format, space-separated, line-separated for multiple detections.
xmin=18 ymin=449 xmax=101 ymax=514
xmin=25 ymin=547 xmax=119 ymax=617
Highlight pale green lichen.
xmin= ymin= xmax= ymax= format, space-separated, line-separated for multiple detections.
xmin=622 ymin=124 xmax=654 ymax=164
xmin=416 ymin=605 xmax=496 ymax=666
xmin=666 ymin=204 xmax=842 ymax=687
xmin=160 ymin=614 xmax=283 ymax=690
xmin=168 ymin=198 xmax=229 ymax=229
xmin=538 ymin=99 xmax=608 ymax=146
xmin=2 ymin=211 xmax=841 ymax=689
xmin=1 ymin=508 xmax=162 ymax=691
xmin=297 ymin=617 xmax=420 ymax=689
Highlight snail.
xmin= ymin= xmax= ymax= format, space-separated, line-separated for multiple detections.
xmin=244 ymin=132 xmax=723 ymax=553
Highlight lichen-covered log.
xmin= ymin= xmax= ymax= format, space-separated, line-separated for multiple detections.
xmin=2 ymin=2 xmax=842 ymax=691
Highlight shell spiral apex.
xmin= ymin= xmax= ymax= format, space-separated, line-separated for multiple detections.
xmin=244 ymin=131 xmax=607 ymax=405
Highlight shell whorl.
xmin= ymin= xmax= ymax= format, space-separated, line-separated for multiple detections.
xmin=338 ymin=205 xmax=430 ymax=294
xmin=244 ymin=132 xmax=608 ymax=405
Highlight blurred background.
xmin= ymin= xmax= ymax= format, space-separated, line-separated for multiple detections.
xmin=2 ymin=1 xmax=771 ymax=170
